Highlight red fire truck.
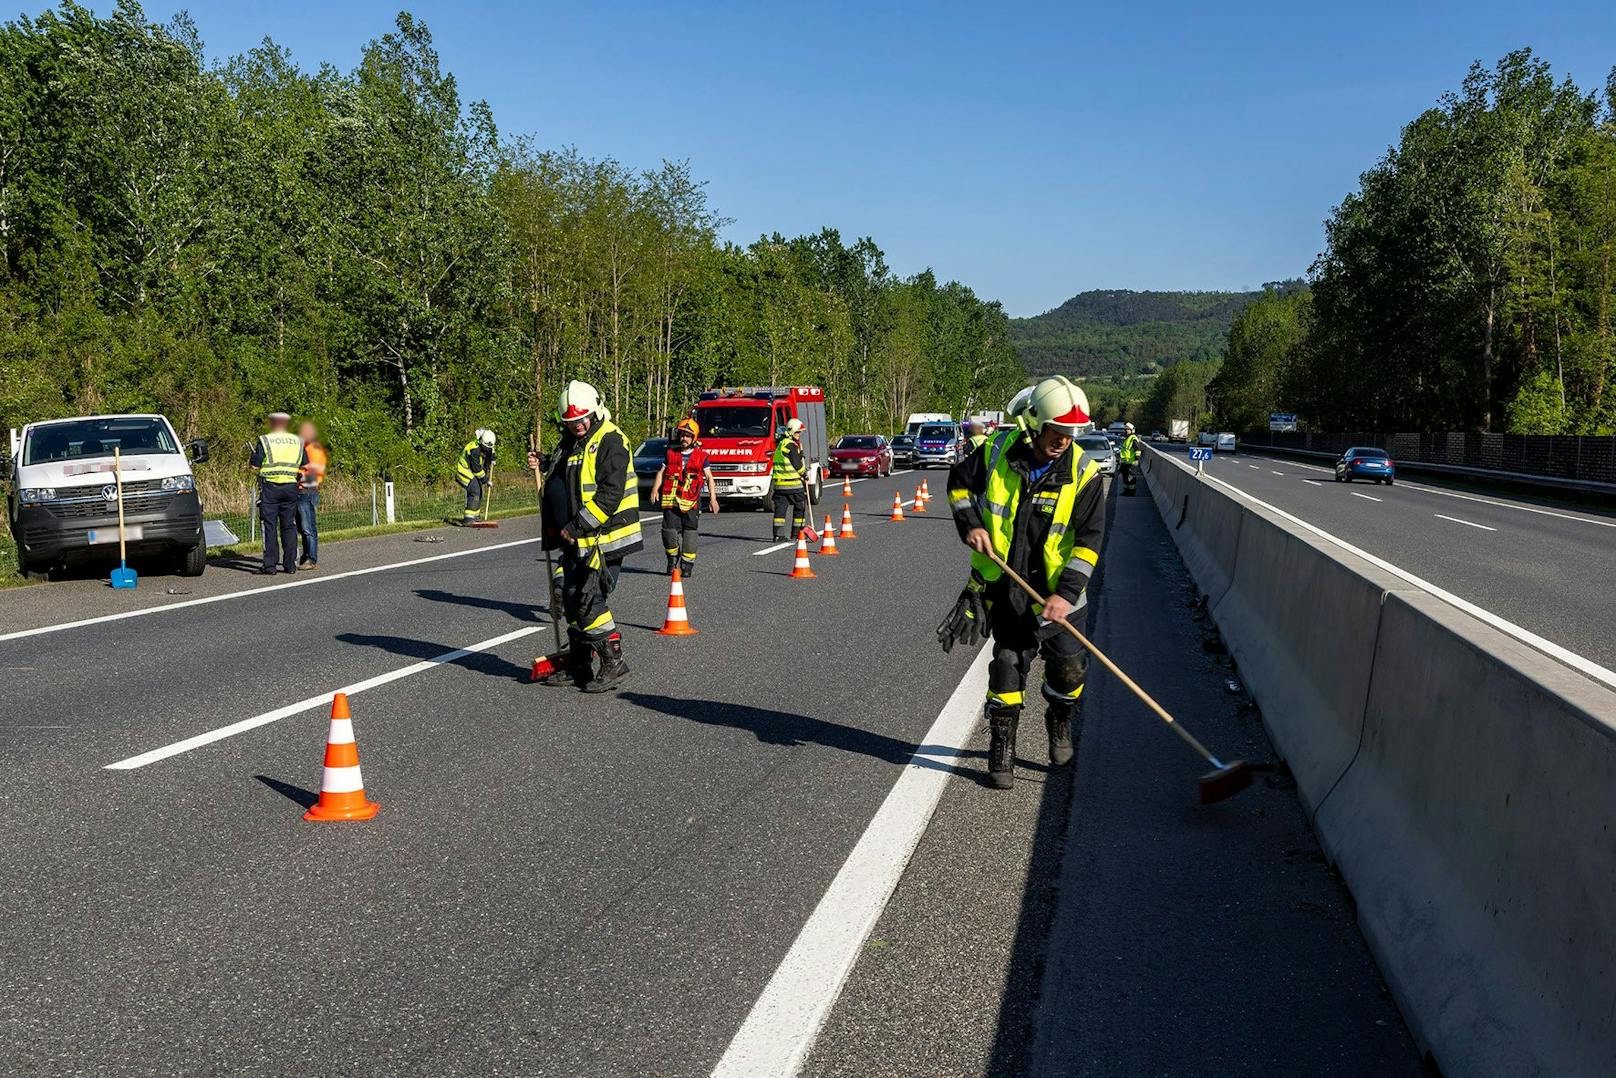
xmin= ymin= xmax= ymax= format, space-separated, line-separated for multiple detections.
xmin=691 ymin=386 xmax=828 ymax=506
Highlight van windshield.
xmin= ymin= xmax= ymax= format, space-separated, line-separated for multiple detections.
xmin=695 ymin=406 xmax=772 ymax=438
xmin=918 ymin=425 xmax=954 ymax=440
xmin=24 ymin=418 xmax=178 ymax=465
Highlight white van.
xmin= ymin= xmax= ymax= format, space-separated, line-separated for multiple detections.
xmin=5 ymin=413 xmax=211 ymax=578
xmin=1216 ymin=432 xmax=1238 ymax=454
xmin=904 ymin=412 xmax=952 ymax=437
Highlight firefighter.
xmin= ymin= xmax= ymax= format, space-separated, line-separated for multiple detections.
xmin=455 ymin=428 xmax=496 ymax=525
xmin=525 ymin=381 xmax=642 ymax=692
xmin=770 ymin=417 xmax=809 ymax=541
xmin=650 ymin=418 xmax=719 ymax=577
xmin=1118 ymin=422 xmax=1140 ymax=495
xmin=939 ymin=375 xmax=1106 ymax=789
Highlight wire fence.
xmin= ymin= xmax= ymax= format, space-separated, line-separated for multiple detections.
xmin=2 ymin=476 xmax=533 ymax=582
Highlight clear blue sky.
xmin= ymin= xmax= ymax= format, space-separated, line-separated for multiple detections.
xmin=60 ymin=1 xmax=1616 ymax=316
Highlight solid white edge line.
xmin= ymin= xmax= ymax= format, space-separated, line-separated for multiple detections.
xmin=1 ymin=537 xmax=545 ymax=644
xmin=104 ymin=626 xmax=541 ymax=770
xmin=1434 ymin=513 xmax=1497 ymax=532
xmin=1193 ymin=465 xmax=1616 ymax=691
xmin=711 ymin=644 xmax=992 ymax=1078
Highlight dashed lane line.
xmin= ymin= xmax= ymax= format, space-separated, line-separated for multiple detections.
xmin=1349 ymin=492 xmax=1382 ymax=502
xmin=1197 ymin=467 xmax=1616 ymax=692
xmin=711 ymin=644 xmax=991 ymax=1077
xmin=104 ymin=626 xmax=542 ymax=770
xmin=753 ymin=541 xmax=795 ymax=557
xmin=0 ymin=537 xmax=546 ymax=645
xmin=1303 ymin=480 xmax=1323 ymax=487
xmin=1435 ymin=513 xmax=1497 ymax=532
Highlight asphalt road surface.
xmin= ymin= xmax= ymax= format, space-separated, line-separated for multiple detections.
xmin=1 ymin=467 xmax=1416 ymax=1075
xmin=1170 ymin=445 xmax=1616 ymax=684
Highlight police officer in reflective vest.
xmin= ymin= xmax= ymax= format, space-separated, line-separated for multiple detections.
xmin=650 ymin=418 xmax=718 ymax=577
xmin=527 ymin=380 xmax=643 ymax=692
xmin=1117 ymin=422 xmax=1141 ymax=496
xmin=771 ymin=417 xmax=808 ymax=541
xmin=249 ymin=411 xmax=307 ymax=576
xmin=939 ymin=376 xmax=1106 ymax=788
xmin=455 ymin=428 xmax=496 ymax=525
xmin=963 ymin=417 xmax=989 ymax=453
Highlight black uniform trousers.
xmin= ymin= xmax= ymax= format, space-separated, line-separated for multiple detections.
xmin=661 ymin=506 xmax=700 ymax=569
xmin=259 ymin=481 xmax=300 ymax=573
xmin=772 ymin=488 xmax=808 ymax=540
xmin=557 ymin=547 xmax=622 ymax=646
xmin=985 ymin=590 xmax=1088 ymax=715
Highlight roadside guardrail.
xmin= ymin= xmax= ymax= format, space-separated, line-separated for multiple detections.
xmin=1141 ymin=445 xmax=1616 ymax=1077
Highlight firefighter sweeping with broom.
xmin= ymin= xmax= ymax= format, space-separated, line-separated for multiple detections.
xmin=939 ymin=375 xmax=1106 ymax=789
xmin=525 ymin=380 xmax=643 ymax=692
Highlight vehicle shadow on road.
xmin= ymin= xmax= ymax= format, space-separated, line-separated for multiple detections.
xmin=413 ymin=587 xmax=546 ymax=623
xmin=334 ymin=632 xmax=534 ymax=683
xmin=618 ymin=690 xmax=995 ymax=784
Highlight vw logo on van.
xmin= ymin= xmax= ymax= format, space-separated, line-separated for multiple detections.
xmin=102 ymin=485 xmax=118 ymax=501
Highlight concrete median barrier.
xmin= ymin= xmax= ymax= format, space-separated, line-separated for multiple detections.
xmin=1317 ymin=591 xmax=1616 ymax=1077
xmin=1142 ymin=444 xmax=1616 ymax=1075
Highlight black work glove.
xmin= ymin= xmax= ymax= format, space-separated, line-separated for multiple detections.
xmin=936 ymin=577 xmax=989 ymax=653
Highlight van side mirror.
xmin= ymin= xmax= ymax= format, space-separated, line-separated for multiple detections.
xmin=188 ymin=438 xmax=210 ymax=464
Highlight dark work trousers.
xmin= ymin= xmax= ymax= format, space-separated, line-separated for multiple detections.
xmin=259 ymin=481 xmax=300 ymax=573
xmin=771 ymin=488 xmax=808 ymax=540
xmin=559 ymin=546 xmax=623 ymax=645
xmin=985 ymin=597 xmax=1088 ymax=715
xmin=661 ymin=506 xmax=700 ymax=571
xmin=1119 ymin=460 xmax=1136 ymax=494
xmin=461 ymin=476 xmax=485 ymax=522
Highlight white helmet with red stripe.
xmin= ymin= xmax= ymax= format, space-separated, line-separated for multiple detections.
xmin=556 ymin=380 xmax=604 ymax=423
xmin=1024 ymin=376 xmax=1090 ymax=435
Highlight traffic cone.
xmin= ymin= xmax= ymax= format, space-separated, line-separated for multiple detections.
xmin=890 ymin=492 xmax=905 ymax=521
xmin=839 ymin=503 xmax=857 ymax=539
xmin=789 ymin=531 xmax=817 ymax=578
xmin=304 ymin=693 xmax=379 ymax=821
xmin=842 ymin=476 xmax=853 ymax=497
xmin=655 ymin=568 xmax=699 ymax=635
xmin=920 ymin=478 xmax=931 ymax=500
xmin=820 ymin=515 xmax=840 ymax=556
xmin=912 ymin=484 xmax=926 ymax=512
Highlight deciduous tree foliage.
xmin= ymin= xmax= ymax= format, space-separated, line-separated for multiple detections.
xmin=0 ymin=4 xmax=1026 ymax=478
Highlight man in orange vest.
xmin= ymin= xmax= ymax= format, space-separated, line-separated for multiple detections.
xmin=649 ymin=418 xmax=718 ymax=576
xmin=297 ymin=420 xmax=328 ymax=570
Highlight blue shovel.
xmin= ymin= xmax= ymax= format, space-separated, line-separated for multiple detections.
xmin=110 ymin=446 xmax=138 ymax=590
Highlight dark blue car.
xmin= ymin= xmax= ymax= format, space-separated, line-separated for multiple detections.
xmin=1334 ymin=446 xmax=1395 ymax=485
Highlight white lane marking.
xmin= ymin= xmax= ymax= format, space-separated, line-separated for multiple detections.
xmin=1271 ymin=470 xmax=1285 ymax=476
xmin=753 ymin=541 xmax=795 ymax=557
xmin=1198 ymin=469 xmax=1616 ymax=691
xmin=712 ymin=644 xmax=990 ymax=1077
xmin=1303 ymin=480 xmax=1323 ymax=487
xmin=1435 ymin=513 xmax=1496 ymax=532
xmin=104 ymin=626 xmax=541 ymax=770
xmin=0 ymin=537 xmax=544 ymax=644
xmin=1349 ymin=492 xmax=1382 ymax=502
xmin=1400 ymin=482 xmax=1616 ymax=530
xmin=1248 ymin=464 xmax=1259 ymax=470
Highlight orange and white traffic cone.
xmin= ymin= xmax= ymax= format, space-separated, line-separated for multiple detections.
xmin=839 ymin=503 xmax=857 ymax=539
xmin=912 ymin=484 xmax=926 ymax=512
xmin=789 ymin=531 xmax=817 ymax=578
xmin=920 ymin=478 xmax=930 ymax=501
xmin=655 ymin=567 xmax=698 ymax=636
xmin=304 ymin=693 xmax=379 ymax=821
xmin=890 ymin=492 xmax=905 ymax=521
xmin=820 ymin=515 xmax=840 ymax=556
xmin=842 ymin=476 xmax=853 ymax=497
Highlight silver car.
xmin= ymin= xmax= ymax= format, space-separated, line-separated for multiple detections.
xmin=1076 ymin=434 xmax=1118 ymax=477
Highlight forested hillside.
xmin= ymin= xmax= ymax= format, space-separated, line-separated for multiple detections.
xmin=1010 ymin=288 xmax=1276 ymax=378
xmin=1212 ymin=51 xmax=1616 ymax=435
xmin=0 ymin=4 xmax=1026 ymax=482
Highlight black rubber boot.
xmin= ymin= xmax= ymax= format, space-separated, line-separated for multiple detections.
xmin=666 ymin=555 xmax=679 ymax=575
xmin=540 ymin=640 xmax=591 ymax=687
xmin=987 ymin=707 xmax=1019 ymax=789
xmin=679 ymin=558 xmax=694 ymax=579
xmin=582 ymin=634 xmax=629 ymax=693
xmin=1045 ymin=703 xmax=1076 ymax=767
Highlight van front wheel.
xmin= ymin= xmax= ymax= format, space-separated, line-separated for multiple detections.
xmin=177 ymin=537 xmax=208 ymax=577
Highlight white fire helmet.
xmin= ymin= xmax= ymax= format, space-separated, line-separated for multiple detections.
xmin=478 ymin=428 xmax=496 ymax=448
xmin=557 ymin=380 xmax=604 ymax=423
xmin=1024 ymin=376 xmax=1091 ymax=436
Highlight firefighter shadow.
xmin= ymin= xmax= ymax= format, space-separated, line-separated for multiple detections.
xmin=334 ymin=632 xmax=534 ymax=683
xmin=413 ymin=588 xmax=547 ymax=623
xmin=618 ymin=691 xmax=996 ymax=785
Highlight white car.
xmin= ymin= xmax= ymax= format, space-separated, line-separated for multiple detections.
xmin=1076 ymin=434 xmax=1118 ymax=477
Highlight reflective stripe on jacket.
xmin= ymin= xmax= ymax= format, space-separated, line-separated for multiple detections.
xmin=256 ymin=432 xmax=304 ymax=485
xmin=573 ymin=420 xmax=642 ymax=562
xmin=660 ymin=446 xmax=707 ymax=510
xmin=969 ymin=429 xmax=1101 ymax=596
xmin=455 ymin=440 xmax=488 ymax=485
xmin=772 ymin=437 xmax=804 ymax=490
